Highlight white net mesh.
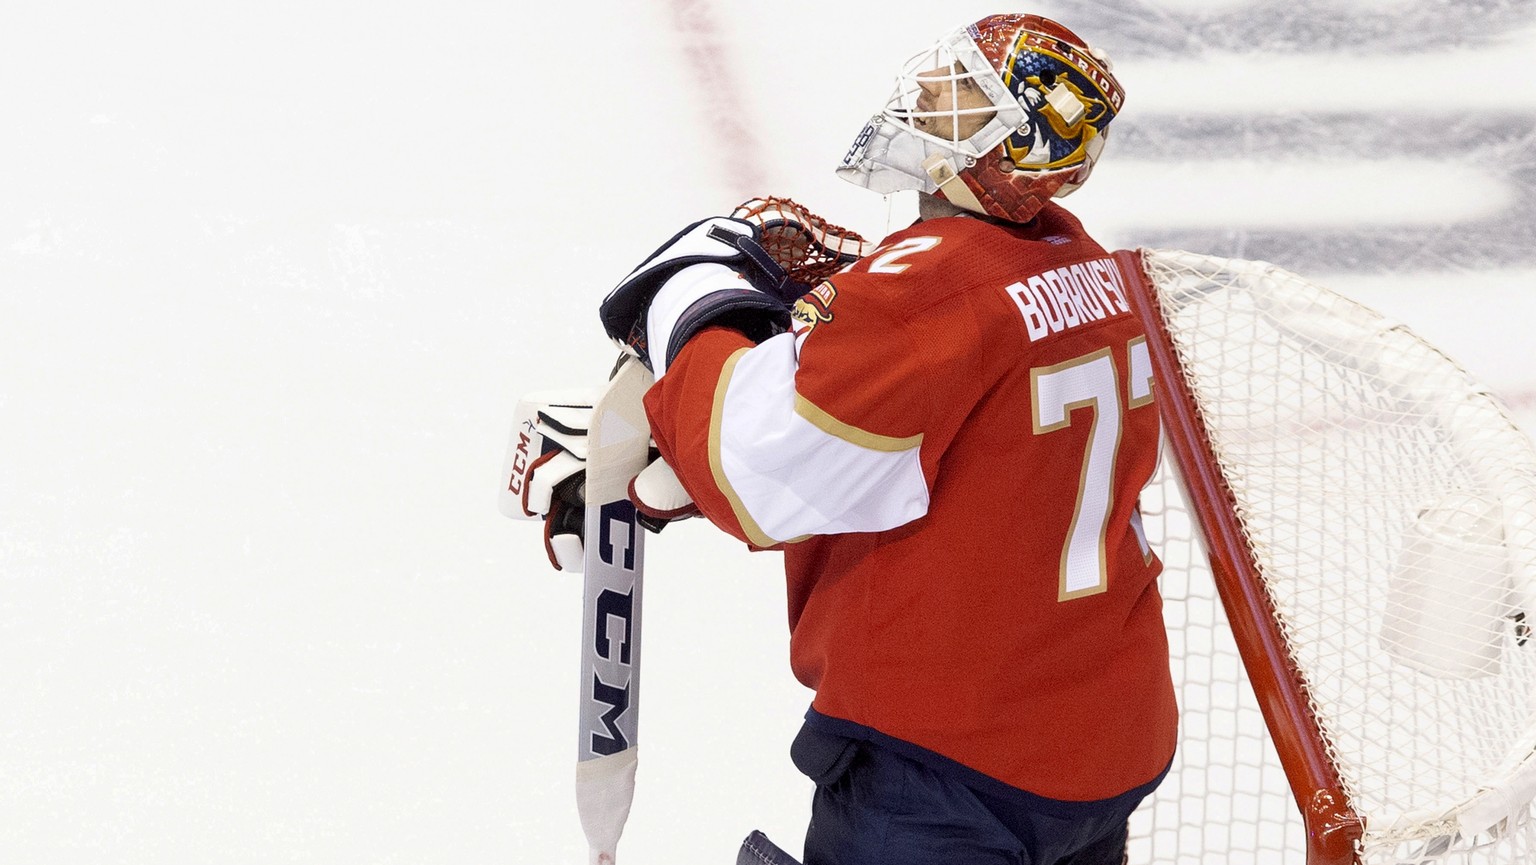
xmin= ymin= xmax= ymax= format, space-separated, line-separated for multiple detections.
xmin=1125 ymin=249 xmax=1536 ymax=865
xmin=1129 ymin=458 xmax=1307 ymax=864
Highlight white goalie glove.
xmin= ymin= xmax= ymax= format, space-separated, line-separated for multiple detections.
xmin=500 ymin=387 xmax=699 ymax=572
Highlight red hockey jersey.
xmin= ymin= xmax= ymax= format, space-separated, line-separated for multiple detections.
xmin=643 ymin=203 xmax=1176 ymax=803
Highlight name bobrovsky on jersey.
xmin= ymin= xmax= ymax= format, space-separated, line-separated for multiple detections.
xmin=1004 ymin=256 xmax=1132 ymax=343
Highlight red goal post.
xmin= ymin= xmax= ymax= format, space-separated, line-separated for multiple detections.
xmin=1115 ymin=249 xmax=1362 ymax=865
xmin=1114 ymin=248 xmax=1536 ymax=865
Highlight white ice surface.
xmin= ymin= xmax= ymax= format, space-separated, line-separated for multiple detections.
xmin=2 ymin=2 xmax=1534 ymax=864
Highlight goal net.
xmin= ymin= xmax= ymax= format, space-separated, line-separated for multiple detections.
xmin=1119 ymin=249 xmax=1536 ymax=865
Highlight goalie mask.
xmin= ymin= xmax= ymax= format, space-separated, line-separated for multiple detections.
xmin=836 ymin=14 xmax=1123 ymax=223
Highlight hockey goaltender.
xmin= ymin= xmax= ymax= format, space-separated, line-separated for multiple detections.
xmin=518 ymin=12 xmax=1167 ymax=865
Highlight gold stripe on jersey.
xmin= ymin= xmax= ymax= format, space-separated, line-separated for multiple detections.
xmin=793 ymin=394 xmax=925 ymax=452
xmin=710 ymin=347 xmax=781 ymax=549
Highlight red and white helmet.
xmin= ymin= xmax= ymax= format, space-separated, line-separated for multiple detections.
xmin=836 ymin=14 xmax=1124 ymax=223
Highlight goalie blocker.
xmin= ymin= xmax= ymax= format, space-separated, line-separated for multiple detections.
xmin=501 ymin=381 xmax=697 ymax=572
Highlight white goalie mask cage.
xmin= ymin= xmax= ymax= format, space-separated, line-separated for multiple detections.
xmin=835 ymin=26 xmax=1027 ymax=196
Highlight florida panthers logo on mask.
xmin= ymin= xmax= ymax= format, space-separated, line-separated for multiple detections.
xmin=997 ymin=31 xmax=1120 ymax=172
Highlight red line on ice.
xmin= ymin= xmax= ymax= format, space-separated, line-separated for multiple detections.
xmin=665 ymin=0 xmax=767 ymax=196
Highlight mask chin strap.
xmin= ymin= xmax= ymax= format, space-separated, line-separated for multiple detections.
xmin=921 ymin=153 xmax=987 ymax=214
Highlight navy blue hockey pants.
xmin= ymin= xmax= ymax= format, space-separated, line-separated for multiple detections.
xmin=793 ymin=726 xmax=1139 ymax=865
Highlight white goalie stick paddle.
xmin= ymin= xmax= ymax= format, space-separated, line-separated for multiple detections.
xmin=575 ymin=355 xmax=654 ymax=865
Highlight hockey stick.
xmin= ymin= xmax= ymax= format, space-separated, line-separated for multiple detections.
xmin=574 ymin=354 xmax=654 ymax=865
